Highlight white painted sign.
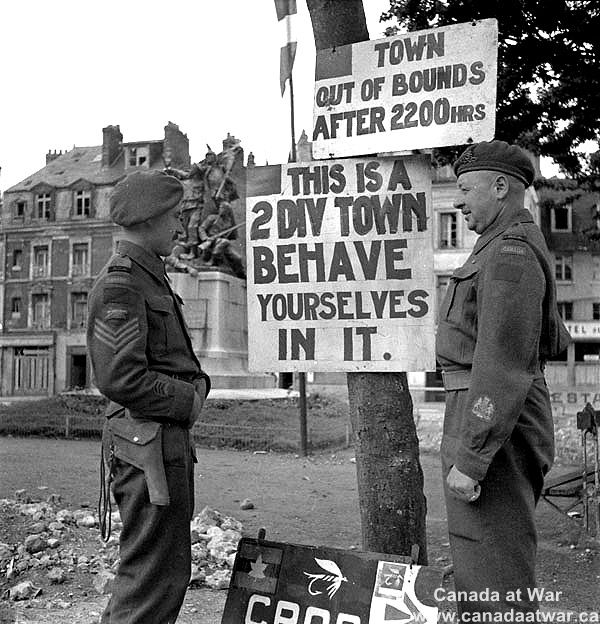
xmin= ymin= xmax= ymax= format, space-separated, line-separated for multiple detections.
xmin=565 ymin=321 xmax=600 ymax=341
xmin=312 ymin=19 xmax=498 ymax=159
xmin=245 ymin=156 xmax=435 ymax=373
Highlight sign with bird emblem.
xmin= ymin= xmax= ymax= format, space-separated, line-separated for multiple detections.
xmin=221 ymin=537 xmax=443 ymax=624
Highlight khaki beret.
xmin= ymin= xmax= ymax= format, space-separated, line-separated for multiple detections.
xmin=453 ymin=140 xmax=536 ymax=187
xmin=110 ymin=170 xmax=184 ymax=227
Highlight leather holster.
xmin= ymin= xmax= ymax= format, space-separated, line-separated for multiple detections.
xmin=105 ymin=405 xmax=169 ymax=506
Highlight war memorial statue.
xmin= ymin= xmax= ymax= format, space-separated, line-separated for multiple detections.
xmin=164 ymin=135 xmax=246 ymax=279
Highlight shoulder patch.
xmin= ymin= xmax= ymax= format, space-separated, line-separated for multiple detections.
xmin=103 ymin=287 xmax=131 ymax=304
xmin=104 ymin=308 xmax=129 ymax=322
xmin=500 ymin=244 xmax=526 ymax=256
xmin=103 ymin=274 xmax=134 ymax=286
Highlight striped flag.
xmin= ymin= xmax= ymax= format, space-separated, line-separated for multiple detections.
xmin=275 ymin=0 xmax=297 ymax=95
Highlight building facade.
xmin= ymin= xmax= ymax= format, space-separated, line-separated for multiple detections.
xmin=2 ymin=127 xmax=597 ymax=402
xmin=537 ymin=183 xmax=600 ymax=394
xmin=0 ymin=122 xmax=191 ymax=396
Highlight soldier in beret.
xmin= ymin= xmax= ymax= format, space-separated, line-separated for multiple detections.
xmin=436 ymin=140 xmax=571 ymax=619
xmin=87 ymin=169 xmax=211 ymax=624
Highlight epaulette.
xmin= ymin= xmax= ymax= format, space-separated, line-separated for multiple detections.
xmin=107 ymin=254 xmax=132 ymax=274
xmin=501 ymin=221 xmax=528 ymax=242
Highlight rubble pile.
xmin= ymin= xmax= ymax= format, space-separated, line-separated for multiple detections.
xmin=0 ymin=492 xmax=243 ymax=606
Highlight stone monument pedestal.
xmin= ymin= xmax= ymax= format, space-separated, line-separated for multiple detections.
xmin=170 ymin=271 xmax=275 ymax=389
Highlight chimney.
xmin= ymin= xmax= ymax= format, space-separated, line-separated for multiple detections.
xmin=102 ymin=125 xmax=123 ymax=167
xmin=46 ymin=149 xmax=63 ymax=165
xmin=163 ymin=121 xmax=190 ymax=169
xmin=296 ymin=129 xmax=313 ymax=162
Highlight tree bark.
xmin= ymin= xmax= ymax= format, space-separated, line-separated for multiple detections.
xmin=306 ymin=0 xmax=428 ymax=565
xmin=306 ymin=0 xmax=368 ymax=49
xmin=347 ymin=373 xmax=427 ymax=564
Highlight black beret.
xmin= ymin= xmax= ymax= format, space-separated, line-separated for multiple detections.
xmin=453 ymin=140 xmax=536 ymax=187
xmin=110 ymin=170 xmax=184 ymax=227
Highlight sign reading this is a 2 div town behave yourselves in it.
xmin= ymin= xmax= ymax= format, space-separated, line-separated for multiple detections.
xmin=311 ymin=19 xmax=498 ymax=159
xmin=221 ymin=538 xmax=443 ymax=624
xmin=245 ymin=156 xmax=434 ymax=373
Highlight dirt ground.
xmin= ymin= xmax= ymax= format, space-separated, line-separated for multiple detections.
xmin=0 ymin=437 xmax=599 ymax=623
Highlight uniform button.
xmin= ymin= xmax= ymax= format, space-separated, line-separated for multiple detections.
xmin=133 ymin=436 xmax=139 ymax=442
xmin=471 ymin=259 xmax=476 ymax=263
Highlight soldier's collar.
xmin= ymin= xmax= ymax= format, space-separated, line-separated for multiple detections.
xmin=474 ymin=208 xmax=534 ymax=255
xmin=116 ymin=240 xmax=165 ymax=283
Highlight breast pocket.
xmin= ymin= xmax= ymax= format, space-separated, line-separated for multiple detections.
xmin=443 ymin=264 xmax=479 ymax=324
xmin=146 ymin=295 xmax=175 ymax=356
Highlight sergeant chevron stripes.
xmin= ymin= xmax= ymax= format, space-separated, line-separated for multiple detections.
xmin=94 ymin=318 xmax=140 ymax=352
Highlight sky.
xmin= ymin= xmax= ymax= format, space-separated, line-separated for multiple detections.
xmin=0 ymin=0 xmax=558 ymax=192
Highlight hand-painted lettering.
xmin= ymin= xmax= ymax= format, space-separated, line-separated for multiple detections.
xmin=374 ymin=32 xmax=445 ymax=67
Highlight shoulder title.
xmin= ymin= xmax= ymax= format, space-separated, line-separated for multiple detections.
xmin=107 ymin=254 xmax=132 ymax=274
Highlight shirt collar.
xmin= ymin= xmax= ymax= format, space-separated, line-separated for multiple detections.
xmin=116 ymin=240 xmax=166 ymax=282
xmin=474 ymin=208 xmax=534 ymax=255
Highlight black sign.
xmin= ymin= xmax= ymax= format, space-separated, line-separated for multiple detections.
xmin=221 ymin=538 xmax=443 ymax=624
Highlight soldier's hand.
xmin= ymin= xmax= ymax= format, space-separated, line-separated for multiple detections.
xmin=447 ymin=466 xmax=481 ymax=503
xmin=188 ymin=391 xmax=205 ymax=429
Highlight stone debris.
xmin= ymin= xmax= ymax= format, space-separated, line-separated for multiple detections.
xmin=47 ymin=567 xmax=66 ymax=584
xmin=93 ymin=569 xmax=115 ymax=595
xmin=1 ymin=495 xmax=244 ymax=608
xmin=189 ymin=506 xmax=243 ymax=589
xmin=24 ymin=534 xmax=47 ymax=554
xmin=240 ymin=498 xmax=255 ymax=510
xmin=9 ymin=580 xmax=41 ymax=601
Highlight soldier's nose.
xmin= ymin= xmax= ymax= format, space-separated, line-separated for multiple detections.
xmin=453 ymin=197 xmax=465 ymax=210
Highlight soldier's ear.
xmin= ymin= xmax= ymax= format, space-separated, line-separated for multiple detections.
xmin=493 ymin=174 xmax=509 ymax=199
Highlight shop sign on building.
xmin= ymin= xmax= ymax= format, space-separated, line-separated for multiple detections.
xmin=564 ymin=321 xmax=600 ymax=340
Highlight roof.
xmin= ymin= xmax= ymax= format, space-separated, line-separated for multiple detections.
xmin=4 ymin=143 xmax=162 ymax=194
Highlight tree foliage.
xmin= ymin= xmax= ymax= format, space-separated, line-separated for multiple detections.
xmin=380 ymin=0 xmax=600 ymax=178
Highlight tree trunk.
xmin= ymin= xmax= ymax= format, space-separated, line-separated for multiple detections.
xmin=306 ymin=0 xmax=428 ymax=565
xmin=306 ymin=0 xmax=369 ymax=49
xmin=348 ymin=373 xmax=427 ymax=563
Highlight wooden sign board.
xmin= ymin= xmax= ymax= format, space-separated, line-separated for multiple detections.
xmin=221 ymin=537 xmax=443 ymax=624
xmin=245 ymin=156 xmax=435 ymax=373
xmin=312 ymin=19 xmax=498 ymax=159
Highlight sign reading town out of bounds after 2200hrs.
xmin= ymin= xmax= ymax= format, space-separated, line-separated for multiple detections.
xmin=311 ymin=18 xmax=498 ymax=159
xmin=245 ymin=155 xmax=435 ymax=373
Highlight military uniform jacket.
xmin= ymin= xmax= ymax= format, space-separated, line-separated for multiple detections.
xmin=87 ymin=240 xmax=210 ymax=424
xmin=436 ymin=208 xmax=570 ymax=481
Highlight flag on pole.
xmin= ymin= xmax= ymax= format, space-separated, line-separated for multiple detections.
xmin=275 ymin=0 xmax=297 ymax=95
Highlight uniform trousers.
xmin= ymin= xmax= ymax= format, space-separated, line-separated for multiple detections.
xmin=441 ymin=376 xmax=554 ymax=619
xmin=102 ymin=425 xmax=195 ymax=624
